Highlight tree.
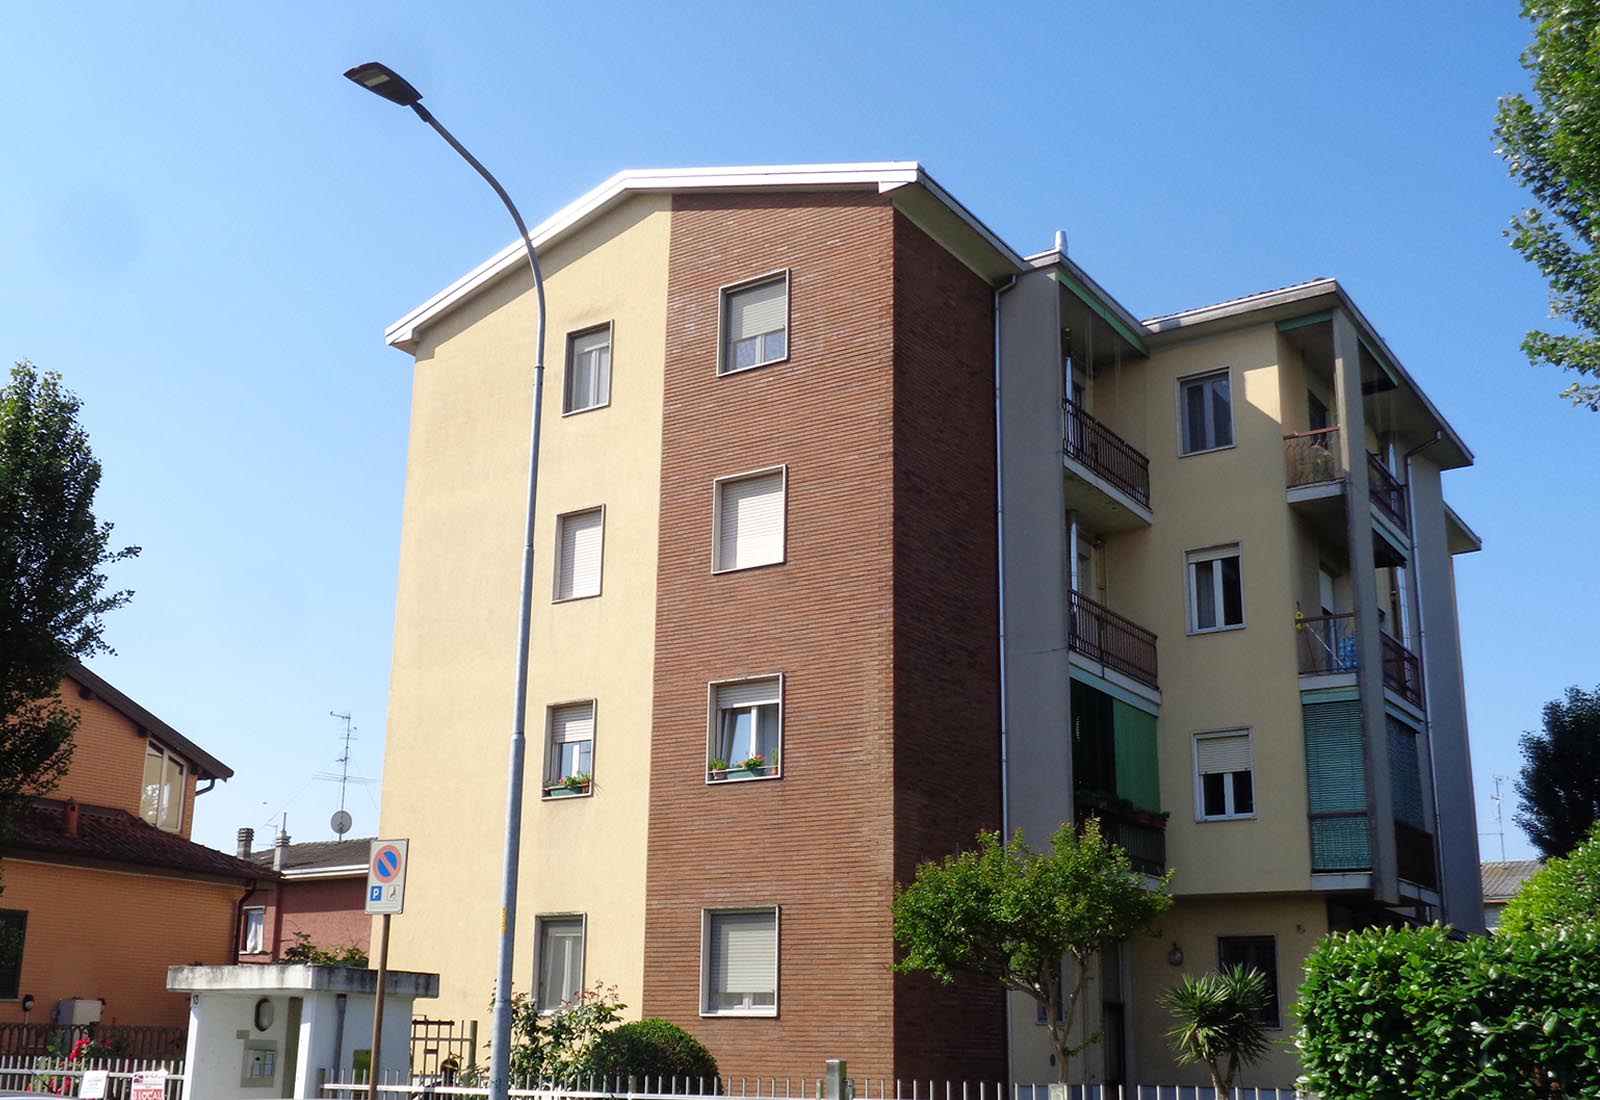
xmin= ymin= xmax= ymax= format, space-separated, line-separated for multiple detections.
xmin=1161 ymin=965 xmax=1270 ymax=1095
xmin=891 ymin=818 xmax=1172 ymax=1083
xmin=1495 ymin=1 xmax=1600 ymax=411
xmin=1498 ymin=822 xmax=1600 ymax=936
xmin=0 ymin=361 xmax=138 ymax=843
xmin=1514 ymin=685 xmax=1600 ymax=858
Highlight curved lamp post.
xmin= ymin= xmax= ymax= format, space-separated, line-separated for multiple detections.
xmin=344 ymin=61 xmax=546 ymax=1100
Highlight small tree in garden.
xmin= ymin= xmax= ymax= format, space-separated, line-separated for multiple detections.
xmin=1161 ymin=965 xmax=1270 ymax=1095
xmin=892 ymin=818 xmax=1172 ymax=1083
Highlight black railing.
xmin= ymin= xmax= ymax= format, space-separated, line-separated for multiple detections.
xmin=1077 ymin=803 xmax=1166 ymax=876
xmin=1381 ymin=631 xmax=1424 ymax=707
xmin=1068 ymin=589 xmax=1159 ymax=689
xmin=1064 ymin=400 xmax=1152 ymax=509
xmin=1367 ymin=452 xmax=1409 ymax=533
xmin=1395 ymin=822 xmax=1439 ymax=890
xmin=411 ymin=1017 xmax=478 ymax=1078
xmin=1284 ymin=427 xmax=1342 ymax=487
xmin=1297 ymin=612 xmax=1358 ymax=675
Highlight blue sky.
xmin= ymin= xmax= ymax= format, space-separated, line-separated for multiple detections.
xmin=2 ymin=2 xmax=1590 ymax=862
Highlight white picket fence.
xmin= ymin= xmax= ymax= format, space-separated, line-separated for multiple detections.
xmin=0 ymin=1055 xmax=186 ymax=1098
xmin=316 ymin=1073 xmax=1307 ymax=1100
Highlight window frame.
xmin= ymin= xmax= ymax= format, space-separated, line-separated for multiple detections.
xmin=552 ymin=505 xmax=606 ymax=603
xmin=534 ymin=913 xmax=587 ymax=1014
xmin=141 ymin=740 xmax=187 ymax=832
xmin=1192 ymin=729 xmax=1256 ymax=822
xmin=1176 ymin=367 xmax=1236 ymax=457
xmin=700 ymin=906 xmax=780 ymax=1018
xmin=1217 ymin=934 xmax=1281 ymax=1029
xmin=542 ymin=699 xmax=597 ymax=800
xmin=562 ymin=322 xmax=614 ymax=416
xmin=1184 ymin=543 xmax=1246 ymax=635
xmin=717 ymin=270 xmax=791 ymax=377
xmin=711 ymin=465 xmax=789 ymax=575
xmin=706 ymin=674 xmax=784 ymax=784
xmin=242 ymin=906 xmax=268 ymax=955
xmin=0 ymin=910 xmax=25 ymax=1000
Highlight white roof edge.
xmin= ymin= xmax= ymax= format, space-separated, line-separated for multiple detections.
xmin=384 ymin=162 xmax=926 ymax=351
xmin=1443 ymin=501 xmax=1483 ymax=553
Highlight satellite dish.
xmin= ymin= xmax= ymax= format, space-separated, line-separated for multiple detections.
xmin=330 ymin=810 xmax=353 ymax=836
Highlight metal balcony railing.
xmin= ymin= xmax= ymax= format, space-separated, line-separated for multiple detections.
xmin=1284 ymin=427 xmax=1342 ymax=487
xmin=1395 ymin=821 xmax=1438 ymax=889
xmin=1297 ymin=612 xmax=1358 ymax=675
xmin=1076 ymin=802 xmax=1166 ymax=876
xmin=1367 ymin=452 xmax=1409 ymax=533
xmin=1068 ymin=589 xmax=1159 ymax=690
xmin=1063 ymin=399 xmax=1151 ymax=509
xmin=1381 ymin=631 xmax=1424 ymax=707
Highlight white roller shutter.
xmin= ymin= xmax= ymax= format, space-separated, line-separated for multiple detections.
xmin=1196 ymin=733 xmax=1252 ymax=774
xmin=715 ymin=678 xmax=781 ymax=711
xmin=551 ymin=703 xmax=594 ymax=745
xmin=728 ymin=278 xmax=787 ymax=341
xmin=716 ymin=471 xmax=785 ymax=570
xmin=710 ymin=910 xmax=776 ymax=1001
xmin=556 ymin=509 xmax=603 ymax=599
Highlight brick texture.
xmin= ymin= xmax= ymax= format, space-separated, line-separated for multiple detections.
xmin=642 ymin=193 xmax=1003 ymax=1080
xmin=54 ymin=679 xmax=197 ymax=837
xmin=239 ymin=876 xmax=370 ymax=962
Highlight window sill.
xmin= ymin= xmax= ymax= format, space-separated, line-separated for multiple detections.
xmin=707 ymin=766 xmax=779 ymax=784
xmin=543 ymin=784 xmax=593 ymax=800
xmin=1196 ymin=813 xmax=1257 ymax=823
xmin=711 ymin=558 xmax=786 ymax=576
xmin=1178 ymin=442 xmax=1237 ymax=458
xmin=561 ymin=399 xmax=612 ymax=418
xmin=717 ymin=354 xmax=790 ymax=379
xmin=699 ymin=1007 xmax=778 ymax=1018
xmin=1186 ymin=623 xmax=1246 ymax=636
xmin=552 ymin=590 xmax=602 ymax=604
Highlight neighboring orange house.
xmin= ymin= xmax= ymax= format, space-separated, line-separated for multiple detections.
xmin=0 ymin=662 xmax=273 ymax=1031
xmin=236 ymin=833 xmax=372 ymax=962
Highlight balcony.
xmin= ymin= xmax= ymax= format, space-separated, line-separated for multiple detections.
xmin=1076 ymin=799 xmax=1166 ymax=876
xmin=1063 ymin=400 xmax=1152 ymax=531
xmin=1285 ymin=427 xmax=1342 ymax=488
xmin=1297 ymin=612 xmax=1423 ymax=707
xmin=1381 ymin=631 xmax=1424 ymax=708
xmin=1395 ymin=821 xmax=1438 ymax=890
xmin=1309 ymin=810 xmax=1370 ymax=873
xmin=1367 ymin=452 xmax=1409 ymax=534
xmin=1069 ymin=589 xmax=1158 ymax=690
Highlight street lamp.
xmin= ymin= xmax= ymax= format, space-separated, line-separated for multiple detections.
xmin=345 ymin=61 xmax=547 ymax=1100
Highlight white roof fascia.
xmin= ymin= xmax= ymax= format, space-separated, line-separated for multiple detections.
xmin=384 ymin=162 xmax=926 ymax=352
xmin=280 ymin=863 xmax=368 ymax=880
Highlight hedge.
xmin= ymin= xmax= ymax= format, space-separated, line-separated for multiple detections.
xmin=585 ymin=1018 xmax=719 ymax=1083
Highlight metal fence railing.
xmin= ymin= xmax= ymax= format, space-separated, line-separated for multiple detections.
xmin=0 ymin=1055 xmax=185 ymax=1098
xmin=1283 ymin=427 xmax=1341 ymax=488
xmin=1366 ymin=452 xmax=1408 ymax=533
xmin=1068 ymin=590 xmax=1159 ymax=690
xmin=0 ymin=1021 xmax=187 ymax=1060
xmin=1064 ymin=399 xmax=1152 ymax=509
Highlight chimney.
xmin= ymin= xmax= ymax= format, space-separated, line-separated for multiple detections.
xmin=273 ymin=829 xmax=291 ymax=871
xmin=1054 ymin=229 xmax=1068 ymax=256
xmin=63 ymin=799 xmax=79 ymax=839
xmin=236 ymin=827 xmax=254 ymax=860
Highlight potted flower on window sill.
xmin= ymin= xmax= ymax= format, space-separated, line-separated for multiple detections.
xmin=727 ymin=753 xmax=771 ymax=779
xmin=548 ymin=772 xmax=591 ymax=798
xmin=708 ymin=758 xmax=730 ymax=781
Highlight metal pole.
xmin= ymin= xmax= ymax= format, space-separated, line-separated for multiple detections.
xmin=369 ymin=913 xmax=392 ymax=1100
xmin=406 ymin=100 xmax=548 ymax=1100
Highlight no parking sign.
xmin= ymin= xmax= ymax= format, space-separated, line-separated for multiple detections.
xmin=365 ymin=838 xmax=409 ymax=915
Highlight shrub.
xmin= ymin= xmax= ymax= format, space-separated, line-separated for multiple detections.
xmin=506 ymin=982 xmax=624 ymax=1083
xmin=586 ymin=1018 xmax=719 ymax=1084
xmin=1498 ymin=824 xmax=1600 ymax=936
xmin=1161 ymin=965 xmax=1270 ymax=1094
xmin=1297 ymin=922 xmax=1600 ymax=1098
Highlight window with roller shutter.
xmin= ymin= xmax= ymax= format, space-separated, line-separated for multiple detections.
xmin=702 ymin=908 xmax=778 ymax=1015
xmin=719 ymin=273 xmax=789 ymax=375
xmin=713 ymin=468 xmax=786 ymax=573
xmin=554 ymin=507 xmax=604 ymax=601
xmin=708 ymin=676 xmax=782 ymax=778
xmin=1193 ymin=730 xmax=1254 ymax=820
xmin=544 ymin=701 xmax=595 ymax=794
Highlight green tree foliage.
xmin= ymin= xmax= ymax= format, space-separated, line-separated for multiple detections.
xmin=1499 ymin=824 xmax=1600 ymax=936
xmin=1514 ymin=685 xmax=1600 ymax=858
xmin=891 ymin=819 xmax=1172 ymax=1082
xmin=1496 ymin=1 xmax=1600 ymax=410
xmin=1297 ymin=923 xmax=1600 ymax=1099
xmin=586 ymin=1018 xmax=719 ymax=1085
xmin=502 ymin=982 xmax=624 ymax=1083
xmin=1161 ymin=965 xmax=1270 ymax=1095
xmin=0 ymin=361 xmax=138 ymax=842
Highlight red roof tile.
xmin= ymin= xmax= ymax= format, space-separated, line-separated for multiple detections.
xmin=9 ymin=800 xmax=277 ymax=882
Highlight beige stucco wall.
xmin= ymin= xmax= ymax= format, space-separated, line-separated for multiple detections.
xmin=1127 ymin=895 xmax=1326 ymax=1088
xmin=1116 ymin=326 xmax=1314 ymax=897
xmin=379 ymin=194 xmax=672 ymax=1028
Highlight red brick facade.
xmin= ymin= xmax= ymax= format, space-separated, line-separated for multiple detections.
xmin=641 ymin=192 xmax=1003 ymax=1080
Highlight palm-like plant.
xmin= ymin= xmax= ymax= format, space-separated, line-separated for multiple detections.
xmin=1161 ymin=964 xmax=1271 ymax=1094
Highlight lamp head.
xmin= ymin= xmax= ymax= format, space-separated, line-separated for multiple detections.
xmin=343 ymin=63 xmax=423 ymax=107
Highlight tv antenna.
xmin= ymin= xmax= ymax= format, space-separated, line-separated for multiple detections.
xmin=1490 ymin=774 xmax=1510 ymax=862
xmin=328 ymin=711 xmax=356 ymax=837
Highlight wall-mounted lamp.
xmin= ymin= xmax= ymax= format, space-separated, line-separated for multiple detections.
xmin=20 ymin=994 xmax=33 ymax=1019
xmin=1167 ymin=942 xmax=1184 ymax=967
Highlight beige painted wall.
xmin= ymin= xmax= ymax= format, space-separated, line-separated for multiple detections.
xmin=1127 ymin=895 xmax=1327 ymax=1088
xmin=379 ymin=194 xmax=672 ymax=1028
xmin=1115 ymin=326 xmax=1313 ymax=897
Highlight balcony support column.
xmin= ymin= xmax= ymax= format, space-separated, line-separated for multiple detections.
xmin=1332 ymin=309 xmax=1399 ymax=904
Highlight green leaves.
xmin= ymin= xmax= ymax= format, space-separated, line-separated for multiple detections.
xmin=1161 ymin=965 xmax=1270 ymax=1094
xmin=1514 ymin=686 xmax=1600 ymax=860
xmin=1495 ymin=2 xmax=1600 ymax=408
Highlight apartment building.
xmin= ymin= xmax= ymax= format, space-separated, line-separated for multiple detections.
xmin=376 ymin=163 xmax=1480 ymax=1088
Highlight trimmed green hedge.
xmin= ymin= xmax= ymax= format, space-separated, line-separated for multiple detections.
xmin=1297 ymin=923 xmax=1600 ymax=1098
xmin=586 ymin=1018 xmax=719 ymax=1084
